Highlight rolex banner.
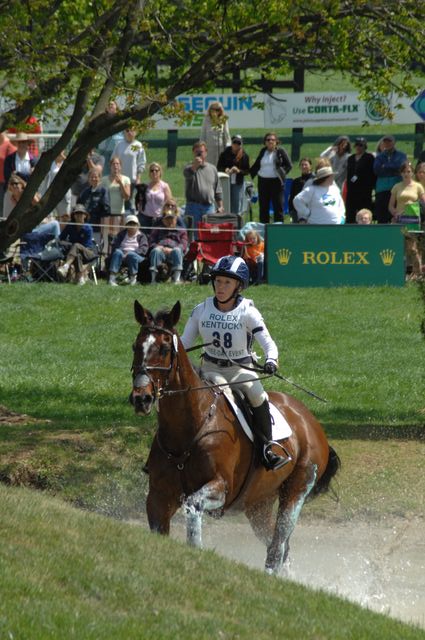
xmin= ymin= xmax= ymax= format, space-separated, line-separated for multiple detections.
xmin=266 ymin=224 xmax=405 ymax=287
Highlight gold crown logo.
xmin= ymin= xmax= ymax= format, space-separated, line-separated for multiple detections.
xmin=276 ymin=248 xmax=292 ymax=266
xmin=380 ymin=249 xmax=395 ymax=266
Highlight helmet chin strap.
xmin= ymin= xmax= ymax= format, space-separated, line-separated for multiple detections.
xmin=212 ymin=279 xmax=241 ymax=305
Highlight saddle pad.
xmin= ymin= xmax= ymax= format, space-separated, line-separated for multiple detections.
xmin=225 ymin=395 xmax=292 ymax=442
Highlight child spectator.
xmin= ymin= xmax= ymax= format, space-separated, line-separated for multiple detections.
xmin=242 ymin=229 xmax=264 ymax=285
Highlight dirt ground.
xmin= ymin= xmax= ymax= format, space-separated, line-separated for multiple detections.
xmin=153 ymin=512 xmax=425 ymax=630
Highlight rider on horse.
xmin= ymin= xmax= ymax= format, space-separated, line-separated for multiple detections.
xmin=180 ymin=255 xmax=292 ymax=471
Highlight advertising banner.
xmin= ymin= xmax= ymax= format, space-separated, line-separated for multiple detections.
xmin=266 ymin=225 xmax=405 ymax=287
xmin=152 ymin=90 xmax=425 ymax=130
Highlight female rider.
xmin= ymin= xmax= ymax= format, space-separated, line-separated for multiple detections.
xmin=180 ymin=255 xmax=291 ymax=471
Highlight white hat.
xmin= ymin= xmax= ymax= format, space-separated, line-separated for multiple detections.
xmin=125 ymin=214 xmax=140 ymax=226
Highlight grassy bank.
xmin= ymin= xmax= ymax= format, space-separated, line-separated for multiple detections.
xmin=0 ymin=484 xmax=424 ymax=640
xmin=0 ymin=282 xmax=424 ymax=520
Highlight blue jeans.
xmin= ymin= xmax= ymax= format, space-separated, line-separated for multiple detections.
xmin=185 ymin=202 xmax=215 ymax=238
xmin=34 ymin=220 xmax=60 ymax=238
xmin=149 ymin=246 xmax=183 ymax=272
xmin=109 ymin=249 xmax=144 ymax=275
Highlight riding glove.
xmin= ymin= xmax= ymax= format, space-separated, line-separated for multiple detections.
xmin=264 ymin=360 xmax=277 ymax=375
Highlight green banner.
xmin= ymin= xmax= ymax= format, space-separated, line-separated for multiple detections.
xmin=266 ymin=224 xmax=405 ymax=287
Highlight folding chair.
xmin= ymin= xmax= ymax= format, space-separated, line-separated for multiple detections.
xmin=20 ymin=232 xmax=62 ymax=282
xmin=195 ymin=221 xmax=237 ymax=284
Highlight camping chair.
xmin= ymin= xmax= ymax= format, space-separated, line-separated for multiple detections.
xmin=19 ymin=232 xmax=63 ymax=282
xmin=195 ymin=220 xmax=237 ymax=284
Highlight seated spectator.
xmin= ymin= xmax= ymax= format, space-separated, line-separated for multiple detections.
xmin=242 ymin=229 xmax=264 ymax=285
xmin=57 ymin=204 xmax=97 ymax=285
xmin=293 ymin=166 xmax=345 ymax=224
xmin=108 ymin=215 xmax=148 ymax=286
xmin=356 ymin=208 xmax=373 ymax=224
xmin=288 ymin=158 xmax=314 ymax=222
xmin=136 ymin=162 xmax=172 ymax=234
xmin=3 ymin=173 xmax=60 ymax=237
xmin=149 ymin=200 xmax=188 ymax=284
xmin=4 ymin=132 xmax=37 ymax=185
xmin=77 ymin=167 xmax=110 ymax=230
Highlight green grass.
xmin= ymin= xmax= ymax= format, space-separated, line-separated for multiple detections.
xmin=1 ymin=484 xmax=424 ymax=640
xmin=0 ymin=282 xmax=424 ymax=520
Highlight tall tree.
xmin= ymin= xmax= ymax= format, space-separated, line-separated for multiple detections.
xmin=0 ymin=0 xmax=423 ymax=251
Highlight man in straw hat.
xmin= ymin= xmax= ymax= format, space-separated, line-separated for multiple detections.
xmin=293 ymin=166 xmax=345 ymax=224
xmin=57 ymin=204 xmax=97 ymax=285
xmin=4 ymin=132 xmax=37 ymax=184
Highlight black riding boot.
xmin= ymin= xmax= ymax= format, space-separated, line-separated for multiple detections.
xmin=251 ymin=400 xmax=292 ymax=471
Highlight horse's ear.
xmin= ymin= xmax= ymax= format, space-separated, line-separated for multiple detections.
xmin=169 ymin=301 xmax=181 ymax=327
xmin=134 ymin=300 xmax=151 ymax=326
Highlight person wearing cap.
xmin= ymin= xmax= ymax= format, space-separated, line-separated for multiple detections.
xmin=373 ymin=135 xmax=407 ymax=223
xmin=217 ymin=135 xmax=250 ymax=214
xmin=57 ymin=205 xmax=97 ymax=284
xmin=250 ymin=132 xmax=292 ymax=224
xmin=148 ymin=200 xmax=188 ymax=284
xmin=4 ymin=132 xmax=37 ymax=185
xmin=345 ymin=138 xmax=376 ymax=224
xmin=320 ymin=135 xmax=351 ymax=190
xmin=293 ymin=166 xmax=345 ymax=224
xmin=180 ymin=255 xmax=291 ymax=471
xmin=108 ymin=215 xmax=148 ymax=286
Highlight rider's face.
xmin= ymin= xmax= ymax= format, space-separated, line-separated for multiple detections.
xmin=214 ymin=276 xmax=239 ymax=301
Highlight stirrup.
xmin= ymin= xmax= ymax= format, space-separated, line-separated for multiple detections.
xmin=263 ymin=441 xmax=292 ymax=471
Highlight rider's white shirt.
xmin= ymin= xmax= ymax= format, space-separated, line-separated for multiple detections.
xmin=180 ymin=296 xmax=278 ymax=362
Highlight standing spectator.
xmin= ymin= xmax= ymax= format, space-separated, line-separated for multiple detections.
xmin=108 ymin=214 xmax=148 ymax=286
xmin=149 ymin=200 xmax=188 ymax=284
xmin=345 ymin=138 xmax=376 ymax=223
xmin=101 ymin=156 xmax=131 ymax=241
xmin=77 ymin=168 xmax=110 ymax=229
xmin=293 ymin=166 xmax=345 ymax=225
xmin=112 ymin=128 xmax=146 ymax=211
xmin=200 ymin=102 xmax=231 ymax=166
xmin=98 ymin=100 xmax=124 ymax=168
xmin=217 ymin=134 xmax=250 ymax=215
xmin=137 ymin=162 xmax=172 ymax=234
xmin=320 ymin=135 xmax=351 ymax=190
xmin=250 ymin=132 xmax=292 ymax=224
xmin=183 ymin=141 xmax=223 ymax=235
xmin=58 ymin=205 xmax=97 ymax=285
xmin=373 ymin=135 xmax=407 ymax=223
xmin=39 ymin=151 xmax=72 ymax=218
xmin=0 ymin=131 xmax=16 ymax=216
xmin=4 ymin=132 xmax=37 ymax=185
xmin=71 ymin=149 xmax=105 ymax=202
xmin=288 ymin=158 xmax=314 ymax=222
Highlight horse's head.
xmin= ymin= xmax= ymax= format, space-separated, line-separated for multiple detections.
xmin=130 ymin=300 xmax=181 ymax=415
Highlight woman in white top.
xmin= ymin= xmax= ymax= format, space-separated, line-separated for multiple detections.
xmin=200 ymin=102 xmax=231 ymax=166
xmin=102 ymin=156 xmax=131 ymax=241
xmin=293 ymin=166 xmax=345 ymax=224
xmin=137 ymin=162 xmax=172 ymax=235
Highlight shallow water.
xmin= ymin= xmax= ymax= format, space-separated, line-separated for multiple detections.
xmin=138 ymin=512 xmax=425 ymax=630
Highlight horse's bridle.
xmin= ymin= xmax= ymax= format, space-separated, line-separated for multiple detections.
xmin=131 ymin=324 xmax=179 ymax=400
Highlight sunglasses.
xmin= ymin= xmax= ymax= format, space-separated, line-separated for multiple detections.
xmin=150 ymin=168 xmax=160 ymax=172
xmin=266 ymin=138 xmax=276 ymax=142
xmin=232 ymin=140 xmax=242 ymax=145
xmin=10 ymin=182 xmax=21 ymax=186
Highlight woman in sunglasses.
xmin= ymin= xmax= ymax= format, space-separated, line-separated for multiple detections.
xmin=250 ymin=132 xmax=292 ymax=224
xmin=136 ymin=162 xmax=172 ymax=236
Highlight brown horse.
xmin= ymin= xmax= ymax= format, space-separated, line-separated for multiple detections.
xmin=131 ymin=300 xmax=340 ymax=575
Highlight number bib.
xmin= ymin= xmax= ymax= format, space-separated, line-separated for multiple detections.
xmin=198 ymin=297 xmax=254 ymax=360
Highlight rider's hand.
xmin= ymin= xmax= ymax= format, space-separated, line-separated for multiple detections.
xmin=264 ymin=360 xmax=277 ymax=375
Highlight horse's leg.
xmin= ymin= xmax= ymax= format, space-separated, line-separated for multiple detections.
xmin=184 ymin=477 xmax=227 ymax=548
xmin=147 ymin=488 xmax=179 ymax=535
xmin=245 ymin=497 xmax=276 ymax=548
xmin=265 ymin=463 xmax=318 ymax=575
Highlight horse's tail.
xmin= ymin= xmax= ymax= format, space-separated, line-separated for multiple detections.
xmin=311 ymin=445 xmax=341 ymax=499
